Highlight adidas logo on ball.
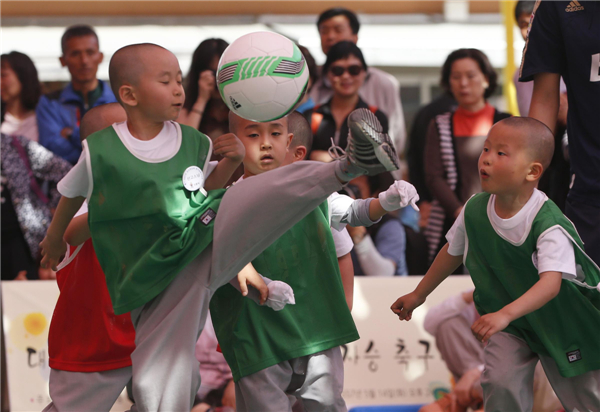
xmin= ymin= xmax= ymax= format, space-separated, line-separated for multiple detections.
xmin=230 ymin=96 xmax=241 ymax=110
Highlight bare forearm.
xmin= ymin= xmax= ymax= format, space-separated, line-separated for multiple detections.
xmin=47 ymin=196 xmax=85 ymax=241
xmin=64 ymin=213 xmax=91 ymax=246
xmin=178 ymin=100 xmax=207 ymax=129
xmin=368 ymin=198 xmax=387 ymax=221
xmin=204 ymin=158 xmax=241 ymax=190
xmin=415 ymin=244 xmax=463 ymax=299
xmin=500 ymin=271 xmax=562 ymax=322
xmin=338 ymin=253 xmax=354 ymax=311
xmin=529 ymin=73 xmax=561 ymax=134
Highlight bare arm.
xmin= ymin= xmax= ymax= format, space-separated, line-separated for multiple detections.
xmin=390 ymin=243 xmax=463 ymax=320
xmin=472 ymin=271 xmax=562 ymax=342
xmin=204 ymin=133 xmax=245 ymax=191
xmin=40 ymin=196 xmax=86 ymax=270
xmin=64 ymin=212 xmax=91 ymax=246
xmin=528 ymin=72 xmax=561 ymax=134
xmin=338 ymin=252 xmax=354 ymax=311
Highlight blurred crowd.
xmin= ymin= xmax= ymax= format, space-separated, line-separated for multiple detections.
xmin=2 ymin=2 xmax=590 ymax=411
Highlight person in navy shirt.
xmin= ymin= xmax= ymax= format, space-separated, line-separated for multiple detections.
xmin=36 ymin=25 xmax=116 ymax=164
xmin=520 ymin=0 xmax=600 ymax=264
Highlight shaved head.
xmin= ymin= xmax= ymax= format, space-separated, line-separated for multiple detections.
xmin=80 ymin=102 xmax=127 ymax=141
xmin=493 ymin=117 xmax=555 ymax=171
xmin=288 ymin=111 xmax=313 ymax=150
xmin=108 ymin=43 xmax=172 ymax=103
xmin=228 ymin=111 xmax=289 ymax=135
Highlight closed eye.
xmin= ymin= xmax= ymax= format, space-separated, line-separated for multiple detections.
xmin=498 ymin=152 xmax=506 ymax=156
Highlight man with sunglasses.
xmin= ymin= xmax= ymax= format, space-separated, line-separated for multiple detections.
xmin=310 ymin=7 xmax=406 ymax=157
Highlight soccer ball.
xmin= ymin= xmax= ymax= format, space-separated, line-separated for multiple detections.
xmin=217 ymin=31 xmax=309 ymax=122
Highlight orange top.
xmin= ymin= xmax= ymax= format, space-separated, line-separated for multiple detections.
xmin=453 ymin=103 xmax=495 ymax=137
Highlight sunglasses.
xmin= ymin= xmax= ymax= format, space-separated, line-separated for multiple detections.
xmin=329 ymin=65 xmax=364 ymax=77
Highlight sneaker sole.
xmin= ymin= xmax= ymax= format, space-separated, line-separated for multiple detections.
xmin=348 ymin=109 xmax=400 ymax=173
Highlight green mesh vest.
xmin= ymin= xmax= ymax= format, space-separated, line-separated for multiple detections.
xmin=464 ymin=193 xmax=600 ymax=377
xmin=86 ymin=123 xmax=224 ymax=315
xmin=209 ymin=201 xmax=359 ymax=382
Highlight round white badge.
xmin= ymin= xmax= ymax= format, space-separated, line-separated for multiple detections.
xmin=182 ymin=166 xmax=204 ymax=192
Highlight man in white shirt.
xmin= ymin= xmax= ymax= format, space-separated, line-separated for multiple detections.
xmin=310 ymin=8 xmax=407 ymax=155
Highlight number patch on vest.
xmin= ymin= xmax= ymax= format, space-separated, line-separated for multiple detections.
xmin=566 ymin=349 xmax=582 ymax=363
xmin=201 ymin=208 xmax=216 ymax=226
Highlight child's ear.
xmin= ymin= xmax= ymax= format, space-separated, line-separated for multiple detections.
xmin=119 ymin=84 xmax=137 ymax=107
xmin=526 ymin=162 xmax=544 ymax=182
xmin=294 ymin=145 xmax=307 ymax=161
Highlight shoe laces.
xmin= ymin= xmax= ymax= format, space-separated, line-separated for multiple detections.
xmin=328 ymin=137 xmax=347 ymax=161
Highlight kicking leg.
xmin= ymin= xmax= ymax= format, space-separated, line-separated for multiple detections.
xmin=210 ymin=108 xmax=400 ymax=289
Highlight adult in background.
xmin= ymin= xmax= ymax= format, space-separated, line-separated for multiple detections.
xmin=1 ymin=52 xmax=41 ymax=142
xmin=306 ymin=41 xmax=388 ymax=162
xmin=311 ymin=7 xmax=406 ymax=154
xmin=424 ymin=49 xmax=510 ymax=264
xmin=179 ymin=38 xmax=230 ymax=138
xmin=294 ymin=45 xmax=319 ymax=114
xmin=36 ymin=25 xmax=116 ymax=164
xmin=514 ymin=0 xmax=569 ymax=211
xmin=1 ymin=133 xmax=71 ymax=280
xmin=178 ymin=38 xmax=241 ymax=184
xmin=521 ymin=0 xmax=600 ymax=265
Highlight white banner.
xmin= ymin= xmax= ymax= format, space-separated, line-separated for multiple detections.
xmin=2 ymin=276 xmax=474 ymax=411
xmin=343 ymin=276 xmax=475 ymax=408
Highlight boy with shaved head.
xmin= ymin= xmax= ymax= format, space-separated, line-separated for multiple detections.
xmin=43 ymin=103 xmax=136 ymax=412
xmin=392 ymin=117 xmax=600 ymax=412
xmin=40 ymin=43 xmax=401 ymax=411
xmin=211 ymin=110 xmax=418 ymax=411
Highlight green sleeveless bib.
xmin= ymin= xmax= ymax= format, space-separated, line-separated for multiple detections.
xmin=209 ymin=201 xmax=359 ymax=381
xmin=464 ymin=193 xmax=600 ymax=377
xmin=86 ymin=123 xmax=224 ymax=315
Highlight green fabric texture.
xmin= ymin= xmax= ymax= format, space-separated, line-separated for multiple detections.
xmin=210 ymin=201 xmax=359 ymax=382
xmin=464 ymin=192 xmax=600 ymax=377
xmin=87 ymin=123 xmax=224 ymax=315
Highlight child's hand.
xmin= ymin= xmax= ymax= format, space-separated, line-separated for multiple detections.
xmin=390 ymin=291 xmax=425 ymax=321
xmin=213 ymin=133 xmax=245 ymax=164
xmin=39 ymin=234 xmax=66 ymax=271
xmin=237 ymin=269 xmax=268 ymax=305
xmin=471 ymin=311 xmax=511 ymax=343
xmin=378 ymin=180 xmax=420 ymax=212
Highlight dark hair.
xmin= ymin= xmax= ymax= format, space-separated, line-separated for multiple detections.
xmin=1 ymin=52 xmax=41 ymax=120
xmin=297 ymin=45 xmax=318 ymax=92
xmin=288 ymin=111 xmax=313 ymax=150
xmin=61 ymin=25 xmax=99 ymax=55
xmin=514 ymin=1 xmax=535 ymax=21
xmin=440 ymin=48 xmax=497 ymax=99
xmin=322 ymin=41 xmax=367 ymax=76
xmin=183 ymin=38 xmax=229 ymax=112
xmin=317 ymin=8 xmax=360 ymax=35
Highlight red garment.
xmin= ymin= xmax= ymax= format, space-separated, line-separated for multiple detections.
xmin=453 ymin=103 xmax=495 ymax=137
xmin=48 ymin=240 xmax=136 ymax=372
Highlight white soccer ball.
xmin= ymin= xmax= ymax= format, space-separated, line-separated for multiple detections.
xmin=217 ymin=31 xmax=309 ymax=122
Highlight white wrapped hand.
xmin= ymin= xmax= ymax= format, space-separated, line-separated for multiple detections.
xmin=378 ymin=180 xmax=420 ymax=212
xmin=264 ymin=280 xmax=295 ymax=311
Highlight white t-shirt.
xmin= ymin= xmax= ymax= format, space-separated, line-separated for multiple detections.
xmin=446 ymin=189 xmax=576 ymax=279
xmin=57 ymin=121 xmax=217 ymax=199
